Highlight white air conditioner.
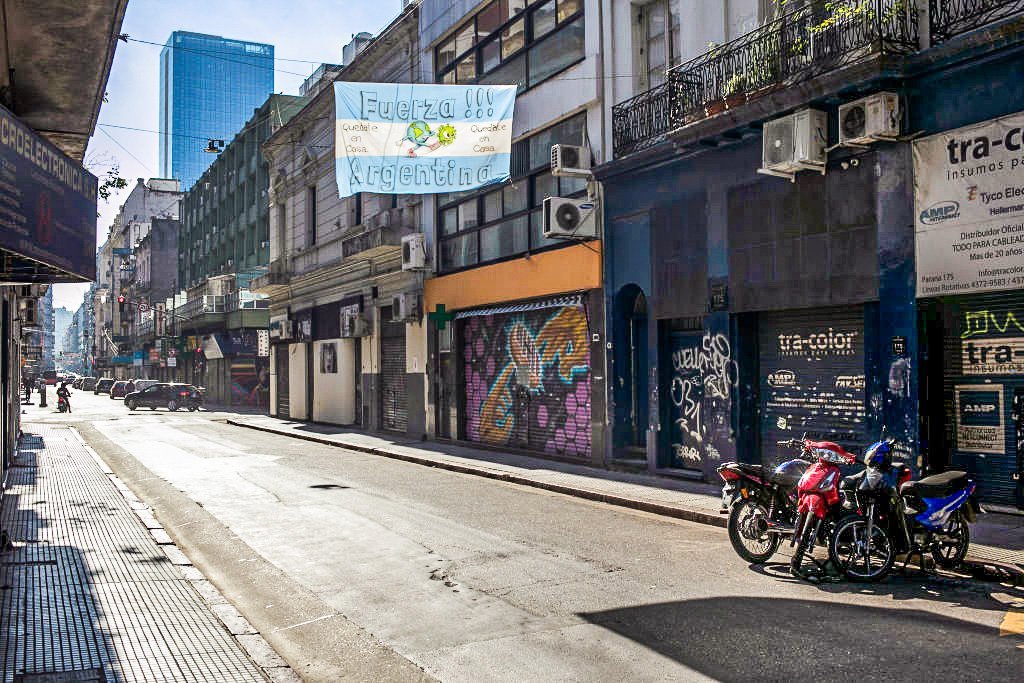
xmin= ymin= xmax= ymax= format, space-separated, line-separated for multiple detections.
xmin=542 ymin=196 xmax=598 ymax=239
xmin=838 ymin=92 xmax=900 ymax=146
xmin=391 ymin=292 xmax=420 ymax=322
xmin=551 ymin=144 xmax=591 ymax=177
xmin=401 ymin=233 xmax=426 ymax=271
xmin=759 ymin=109 xmax=828 ymax=180
xmin=340 ymin=312 xmax=370 ymax=337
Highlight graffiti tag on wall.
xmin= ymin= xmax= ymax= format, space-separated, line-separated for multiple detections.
xmin=668 ymin=332 xmax=737 ymax=472
xmin=464 ymin=306 xmax=591 ymax=457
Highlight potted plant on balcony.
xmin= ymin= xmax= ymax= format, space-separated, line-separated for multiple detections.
xmin=724 ymin=73 xmax=748 ymax=109
xmin=702 ymin=43 xmax=727 ymax=117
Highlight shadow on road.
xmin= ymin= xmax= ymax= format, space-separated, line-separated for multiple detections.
xmin=748 ymin=559 xmax=1024 ymax=610
xmin=580 ymin=596 xmax=1019 ymax=681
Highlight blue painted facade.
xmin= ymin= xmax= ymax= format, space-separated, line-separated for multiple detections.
xmin=599 ymin=23 xmax=1024 ymax=507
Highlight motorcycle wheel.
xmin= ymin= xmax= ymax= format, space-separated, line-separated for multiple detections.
xmin=829 ymin=516 xmax=895 ymax=582
xmin=728 ymin=498 xmax=780 ymax=563
xmin=931 ymin=510 xmax=970 ymax=569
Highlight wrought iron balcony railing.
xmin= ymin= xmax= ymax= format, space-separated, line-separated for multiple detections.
xmin=613 ymin=0 xmax=923 ymax=157
xmin=930 ymin=0 xmax=1024 ymax=41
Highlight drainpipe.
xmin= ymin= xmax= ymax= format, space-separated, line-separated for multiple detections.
xmin=916 ymin=0 xmax=931 ymax=50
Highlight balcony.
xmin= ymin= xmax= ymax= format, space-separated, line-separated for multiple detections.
xmin=341 ymin=210 xmax=406 ymax=259
xmin=225 ymin=290 xmax=269 ymax=313
xmin=226 ymin=289 xmax=270 ymax=330
xmin=611 ymin=0 xmax=1022 ymax=157
xmin=250 ymin=260 xmax=288 ymax=296
xmin=179 ymin=295 xmax=227 ymax=324
xmin=931 ymin=0 xmax=1024 ymax=42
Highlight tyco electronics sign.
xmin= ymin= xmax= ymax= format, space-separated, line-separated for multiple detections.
xmin=333 ymin=82 xmax=516 ymax=197
xmin=954 ymin=385 xmax=1005 ymax=454
xmin=0 ymin=104 xmax=98 ymax=281
xmin=914 ymin=111 xmax=1024 ymax=297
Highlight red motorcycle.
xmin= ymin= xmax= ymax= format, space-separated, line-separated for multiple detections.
xmin=778 ymin=437 xmax=857 ymax=579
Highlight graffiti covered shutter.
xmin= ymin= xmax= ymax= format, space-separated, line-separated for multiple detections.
xmin=380 ymin=316 xmax=408 ymax=432
xmin=276 ymin=346 xmax=289 ymax=417
xmin=665 ymin=330 xmax=737 ymax=480
xmin=759 ymin=306 xmax=866 ymax=465
xmin=462 ymin=304 xmax=591 ymax=458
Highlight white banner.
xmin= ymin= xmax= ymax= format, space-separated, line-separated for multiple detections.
xmin=913 ymin=111 xmax=1024 ymax=297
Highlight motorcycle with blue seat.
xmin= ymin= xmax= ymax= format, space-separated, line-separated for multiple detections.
xmin=828 ymin=434 xmax=983 ymax=582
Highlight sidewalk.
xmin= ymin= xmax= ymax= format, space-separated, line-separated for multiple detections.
xmin=227 ymin=415 xmax=1024 ymax=575
xmin=1 ymin=424 xmax=294 ymax=683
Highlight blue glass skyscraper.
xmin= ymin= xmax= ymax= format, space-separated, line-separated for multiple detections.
xmin=159 ymin=32 xmax=274 ymax=190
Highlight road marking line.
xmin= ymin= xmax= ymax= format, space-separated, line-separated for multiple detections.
xmin=1000 ymin=607 xmax=1024 ymax=639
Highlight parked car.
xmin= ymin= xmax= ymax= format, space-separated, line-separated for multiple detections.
xmin=109 ymin=380 xmax=135 ymax=399
xmin=81 ymin=377 xmax=97 ymax=391
xmin=133 ymin=379 xmax=159 ymax=392
xmin=124 ymin=383 xmax=204 ymax=412
xmin=94 ymin=378 xmax=114 ymax=395
xmin=71 ymin=377 xmax=84 ymax=390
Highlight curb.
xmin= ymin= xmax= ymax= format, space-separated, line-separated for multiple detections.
xmin=226 ymin=419 xmax=727 ymax=529
xmin=70 ymin=426 xmax=302 ymax=683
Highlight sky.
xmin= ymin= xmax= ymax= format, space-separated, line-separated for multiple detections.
xmin=52 ymin=0 xmax=402 ymax=311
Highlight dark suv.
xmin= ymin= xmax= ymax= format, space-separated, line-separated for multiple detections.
xmin=94 ymin=378 xmax=114 ymax=395
xmin=124 ymin=383 xmax=203 ymax=412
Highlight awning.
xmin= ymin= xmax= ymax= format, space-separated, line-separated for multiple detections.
xmin=454 ymin=294 xmax=583 ymax=320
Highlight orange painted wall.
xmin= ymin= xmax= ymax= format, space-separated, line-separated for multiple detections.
xmin=424 ymin=242 xmax=602 ymax=312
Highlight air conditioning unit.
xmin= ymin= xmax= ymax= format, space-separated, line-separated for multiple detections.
xmin=758 ymin=108 xmax=828 ymax=180
xmin=391 ymin=292 xmax=420 ymax=322
xmin=340 ymin=311 xmax=370 ymax=337
xmin=551 ymin=144 xmax=591 ymax=177
xmin=401 ymin=233 xmax=427 ymax=271
xmin=542 ymin=196 xmax=598 ymax=239
xmin=838 ymin=92 xmax=900 ymax=146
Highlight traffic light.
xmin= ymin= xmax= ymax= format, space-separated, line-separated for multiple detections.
xmin=117 ymin=295 xmax=126 ymax=316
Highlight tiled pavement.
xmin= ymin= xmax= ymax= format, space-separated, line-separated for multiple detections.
xmin=1 ymin=425 xmax=282 ymax=683
xmin=227 ymin=414 xmax=1024 ymax=573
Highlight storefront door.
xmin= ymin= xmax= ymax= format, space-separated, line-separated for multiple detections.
xmin=275 ymin=346 xmax=289 ymax=417
xmin=461 ymin=303 xmax=591 ymax=458
xmin=759 ymin=306 xmax=867 ymax=466
xmin=380 ymin=309 xmax=408 ymax=433
xmin=940 ymin=293 xmax=1024 ymax=507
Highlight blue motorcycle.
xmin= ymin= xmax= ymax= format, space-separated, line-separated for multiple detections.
xmin=828 ymin=436 xmax=983 ymax=582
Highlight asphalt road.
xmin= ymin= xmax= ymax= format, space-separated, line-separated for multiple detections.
xmin=24 ymin=390 xmax=1024 ymax=682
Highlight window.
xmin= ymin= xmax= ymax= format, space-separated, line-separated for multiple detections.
xmin=354 ymin=192 xmax=363 ymax=226
xmin=437 ymin=113 xmax=587 ymax=272
xmin=306 ymin=185 xmax=317 ymax=246
xmin=435 ymin=0 xmax=584 ymax=92
xmin=638 ymin=1 xmax=681 ymax=90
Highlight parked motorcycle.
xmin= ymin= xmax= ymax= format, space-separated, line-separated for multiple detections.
xmin=718 ymin=455 xmax=811 ymax=563
xmin=784 ymin=437 xmax=858 ymax=579
xmin=829 ymin=437 xmax=982 ymax=582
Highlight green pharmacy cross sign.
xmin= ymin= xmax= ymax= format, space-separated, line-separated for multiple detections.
xmin=428 ymin=303 xmax=455 ymax=330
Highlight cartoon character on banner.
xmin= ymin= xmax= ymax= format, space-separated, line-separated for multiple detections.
xmin=400 ymin=121 xmax=457 ymax=158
